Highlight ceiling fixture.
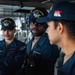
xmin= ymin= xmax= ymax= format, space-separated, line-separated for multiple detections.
xmin=41 ymin=0 xmax=50 ymax=4
xmin=14 ymin=1 xmax=31 ymax=13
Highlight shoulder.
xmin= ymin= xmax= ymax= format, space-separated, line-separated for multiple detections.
xmin=39 ymin=33 xmax=49 ymax=44
xmin=15 ymin=39 xmax=26 ymax=51
xmin=0 ymin=40 xmax=4 ymax=46
xmin=0 ymin=40 xmax=3 ymax=43
xmin=15 ymin=39 xmax=26 ymax=46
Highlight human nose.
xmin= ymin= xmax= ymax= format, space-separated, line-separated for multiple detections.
xmin=46 ymin=28 xmax=48 ymax=33
xmin=4 ymin=30 xmax=8 ymax=34
xmin=32 ymin=23 xmax=38 ymax=28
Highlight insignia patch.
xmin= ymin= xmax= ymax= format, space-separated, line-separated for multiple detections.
xmin=3 ymin=20 xmax=11 ymax=26
xmin=54 ymin=10 xmax=62 ymax=17
xmin=33 ymin=10 xmax=44 ymax=18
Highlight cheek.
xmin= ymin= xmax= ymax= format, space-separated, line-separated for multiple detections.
xmin=29 ymin=26 xmax=31 ymax=29
xmin=46 ymin=28 xmax=51 ymax=38
xmin=8 ymin=31 xmax=14 ymax=35
xmin=2 ymin=31 xmax=6 ymax=35
xmin=10 ymin=32 xmax=14 ymax=35
xmin=2 ymin=32 xmax=4 ymax=36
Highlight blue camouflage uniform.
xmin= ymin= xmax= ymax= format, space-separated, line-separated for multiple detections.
xmin=0 ymin=38 xmax=26 ymax=75
xmin=25 ymin=33 xmax=59 ymax=75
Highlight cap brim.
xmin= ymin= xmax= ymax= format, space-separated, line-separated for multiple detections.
xmin=1 ymin=26 xmax=15 ymax=30
xmin=36 ymin=16 xmax=51 ymax=23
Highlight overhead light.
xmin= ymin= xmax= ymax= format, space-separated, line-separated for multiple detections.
xmin=42 ymin=0 xmax=50 ymax=4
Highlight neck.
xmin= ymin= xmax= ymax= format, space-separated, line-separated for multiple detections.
xmin=59 ymin=38 xmax=75 ymax=55
xmin=34 ymin=36 xmax=40 ymax=40
xmin=33 ymin=36 xmax=40 ymax=42
xmin=5 ymin=38 xmax=14 ymax=45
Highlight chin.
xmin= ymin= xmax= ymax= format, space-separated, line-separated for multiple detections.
xmin=50 ymin=41 xmax=55 ymax=45
xmin=50 ymin=42 xmax=53 ymax=45
xmin=5 ymin=37 xmax=11 ymax=40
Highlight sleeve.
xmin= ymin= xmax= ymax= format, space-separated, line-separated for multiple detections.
xmin=3 ymin=43 xmax=26 ymax=75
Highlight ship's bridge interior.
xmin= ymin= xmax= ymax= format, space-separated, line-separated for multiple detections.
xmin=0 ymin=0 xmax=74 ymax=44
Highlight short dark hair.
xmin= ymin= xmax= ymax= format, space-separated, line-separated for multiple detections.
xmin=53 ymin=20 xmax=75 ymax=39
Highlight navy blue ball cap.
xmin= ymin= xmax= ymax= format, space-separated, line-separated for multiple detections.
xmin=29 ymin=8 xmax=48 ymax=24
xmin=1 ymin=18 xmax=16 ymax=30
xmin=36 ymin=1 xmax=75 ymax=23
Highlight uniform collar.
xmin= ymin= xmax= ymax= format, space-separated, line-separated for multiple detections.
xmin=3 ymin=38 xmax=17 ymax=47
xmin=32 ymin=33 xmax=48 ymax=47
xmin=62 ymin=51 xmax=75 ymax=74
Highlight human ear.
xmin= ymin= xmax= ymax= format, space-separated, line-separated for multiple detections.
xmin=57 ymin=22 xmax=64 ymax=34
